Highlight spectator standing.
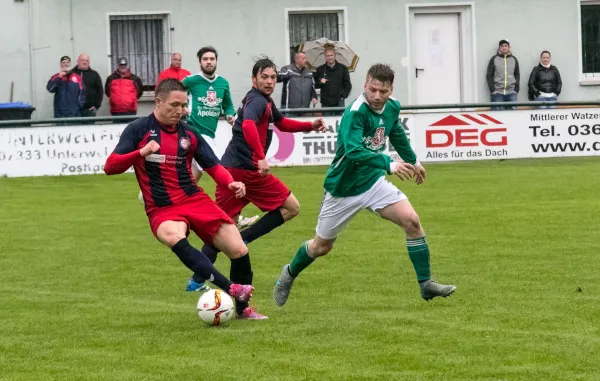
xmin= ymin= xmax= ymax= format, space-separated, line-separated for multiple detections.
xmin=278 ymin=51 xmax=318 ymax=114
xmin=46 ymin=56 xmax=85 ymax=118
xmin=156 ymin=53 xmax=191 ymax=86
xmin=486 ymin=40 xmax=520 ymax=111
xmin=71 ymin=53 xmax=103 ymax=118
xmin=314 ymin=48 xmax=352 ymax=115
xmin=528 ymin=51 xmax=562 ymax=109
xmin=105 ymin=57 xmax=143 ymax=116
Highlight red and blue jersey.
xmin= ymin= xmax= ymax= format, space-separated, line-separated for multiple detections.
xmin=220 ymin=88 xmax=284 ymax=170
xmin=220 ymin=87 xmax=316 ymax=171
xmin=104 ymin=113 xmax=233 ymax=214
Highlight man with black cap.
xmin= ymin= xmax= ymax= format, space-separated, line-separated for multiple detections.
xmin=486 ymin=39 xmax=520 ymax=110
xmin=105 ymin=57 xmax=143 ymax=116
xmin=46 ymin=55 xmax=85 ymax=118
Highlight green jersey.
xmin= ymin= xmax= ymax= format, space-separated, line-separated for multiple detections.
xmin=324 ymin=94 xmax=417 ymax=197
xmin=182 ymin=73 xmax=235 ymax=138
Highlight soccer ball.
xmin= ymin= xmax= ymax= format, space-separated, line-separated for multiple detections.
xmin=196 ymin=289 xmax=235 ymax=326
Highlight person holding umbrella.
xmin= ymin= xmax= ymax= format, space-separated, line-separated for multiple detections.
xmin=314 ymin=47 xmax=352 ymax=116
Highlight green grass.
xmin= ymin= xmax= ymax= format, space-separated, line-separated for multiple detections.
xmin=1 ymin=158 xmax=599 ymax=381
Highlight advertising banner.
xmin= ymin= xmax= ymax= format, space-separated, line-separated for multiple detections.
xmin=1 ymin=109 xmax=599 ymax=177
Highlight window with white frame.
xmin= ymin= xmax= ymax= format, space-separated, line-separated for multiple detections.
xmin=109 ymin=14 xmax=171 ymax=91
xmin=581 ymin=2 xmax=600 ymax=77
xmin=287 ymin=10 xmax=345 ymax=64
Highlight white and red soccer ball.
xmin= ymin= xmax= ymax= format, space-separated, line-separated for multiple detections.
xmin=196 ymin=289 xmax=235 ymax=326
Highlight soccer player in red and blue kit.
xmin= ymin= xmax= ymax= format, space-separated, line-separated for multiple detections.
xmin=104 ymin=79 xmax=255 ymax=307
xmin=186 ymin=58 xmax=326 ymax=319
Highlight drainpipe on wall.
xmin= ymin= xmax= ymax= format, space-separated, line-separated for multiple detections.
xmin=28 ymin=0 xmax=37 ymax=115
xmin=69 ymin=0 xmax=75 ymax=58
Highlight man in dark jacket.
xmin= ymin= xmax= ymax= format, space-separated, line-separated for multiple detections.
xmin=486 ymin=40 xmax=520 ymax=111
xmin=105 ymin=57 xmax=143 ymax=116
xmin=46 ymin=55 xmax=85 ymax=118
xmin=278 ymin=51 xmax=318 ymax=113
xmin=71 ymin=53 xmax=104 ymax=118
xmin=314 ymin=48 xmax=352 ymax=115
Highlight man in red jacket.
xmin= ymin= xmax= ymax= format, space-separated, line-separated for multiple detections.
xmin=105 ymin=57 xmax=143 ymax=116
xmin=156 ymin=53 xmax=191 ymax=86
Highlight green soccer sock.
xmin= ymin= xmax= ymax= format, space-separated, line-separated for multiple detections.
xmin=406 ymin=237 xmax=431 ymax=282
xmin=288 ymin=242 xmax=314 ymax=277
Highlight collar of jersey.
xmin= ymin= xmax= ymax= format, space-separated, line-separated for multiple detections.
xmin=199 ymin=72 xmax=220 ymax=83
xmin=359 ymin=93 xmax=385 ymax=114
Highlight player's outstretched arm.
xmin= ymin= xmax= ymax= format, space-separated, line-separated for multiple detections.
xmin=204 ymin=165 xmax=246 ymax=199
xmin=104 ymin=123 xmax=148 ymax=175
xmin=273 ymin=105 xmax=326 ymax=133
xmin=344 ymin=112 xmax=394 ymax=173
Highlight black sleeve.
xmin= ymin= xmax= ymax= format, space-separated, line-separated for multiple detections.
xmin=314 ymin=67 xmax=324 ymax=89
xmin=341 ymin=66 xmax=352 ymax=99
xmin=134 ymin=75 xmax=144 ymax=99
xmin=94 ymin=71 xmax=104 ymax=108
xmin=113 ymin=121 xmax=144 ymax=154
xmin=242 ymin=95 xmax=267 ymax=122
xmin=191 ymin=127 xmax=220 ymax=169
xmin=514 ymin=57 xmax=521 ymax=93
xmin=555 ymin=67 xmax=562 ymax=95
xmin=486 ymin=57 xmax=496 ymax=93
xmin=105 ymin=75 xmax=113 ymax=98
xmin=528 ymin=67 xmax=539 ymax=95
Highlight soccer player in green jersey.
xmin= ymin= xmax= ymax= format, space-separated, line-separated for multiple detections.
xmin=273 ymin=64 xmax=456 ymax=306
xmin=183 ymin=46 xmax=258 ymax=229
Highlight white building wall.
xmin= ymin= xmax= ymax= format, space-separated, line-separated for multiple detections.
xmin=1 ymin=0 xmax=599 ymax=120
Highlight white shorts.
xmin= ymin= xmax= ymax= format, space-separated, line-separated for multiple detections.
xmin=315 ymin=176 xmax=408 ymax=240
xmin=193 ymin=135 xmax=219 ymax=171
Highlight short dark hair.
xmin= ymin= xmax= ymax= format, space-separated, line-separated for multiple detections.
xmin=155 ymin=78 xmax=186 ymax=98
xmin=366 ymin=64 xmax=395 ymax=85
xmin=252 ymin=56 xmax=278 ymax=77
xmin=197 ymin=46 xmax=218 ymax=61
xmin=541 ymin=50 xmax=551 ymax=57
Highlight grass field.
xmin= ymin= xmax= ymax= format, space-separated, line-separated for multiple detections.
xmin=1 ymin=158 xmax=600 ymax=381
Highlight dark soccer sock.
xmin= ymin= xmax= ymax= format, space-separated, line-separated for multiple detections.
xmin=229 ymin=254 xmax=253 ymax=315
xmin=202 ymin=244 xmax=220 ymax=262
xmin=406 ymin=237 xmax=431 ymax=282
xmin=191 ymin=244 xmax=220 ymax=283
xmin=288 ymin=242 xmax=314 ymax=277
xmin=172 ymin=239 xmax=232 ymax=291
xmin=240 ymin=209 xmax=285 ymax=244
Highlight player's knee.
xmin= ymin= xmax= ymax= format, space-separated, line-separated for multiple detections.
xmin=226 ymin=242 xmax=248 ymax=259
xmin=281 ymin=201 xmax=300 ymax=220
xmin=402 ymin=212 xmax=422 ymax=235
xmin=162 ymin=232 xmax=187 ymax=248
xmin=310 ymin=239 xmax=333 ymax=257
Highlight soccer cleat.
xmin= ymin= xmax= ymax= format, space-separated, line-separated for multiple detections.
xmin=228 ymin=284 xmax=254 ymax=302
xmin=185 ymin=278 xmax=211 ymax=293
xmin=273 ymin=264 xmax=296 ymax=306
xmin=236 ymin=215 xmax=260 ymax=231
xmin=138 ymin=190 xmax=144 ymax=206
xmin=236 ymin=307 xmax=269 ymax=320
xmin=420 ymin=280 xmax=456 ymax=301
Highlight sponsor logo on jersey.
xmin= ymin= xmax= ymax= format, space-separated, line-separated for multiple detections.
xmin=145 ymin=154 xmax=166 ymax=163
xmin=197 ymin=109 xmax=221 ymax=118
xmin=179 ymin=137 xmax=191 ymax=150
